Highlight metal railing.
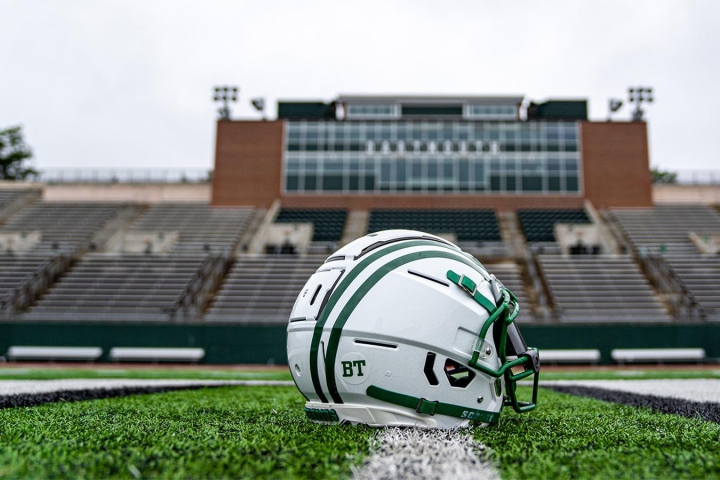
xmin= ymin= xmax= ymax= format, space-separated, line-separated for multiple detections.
xmin=663 ymin=170 xmax=720 ymax=186
xmin=36 ymin=168 xmax=212 ymax=184
xmin=1 ymin=253 xmax=74 ymax=317
xmin=170 ymin=249 xmax=232 ymax=321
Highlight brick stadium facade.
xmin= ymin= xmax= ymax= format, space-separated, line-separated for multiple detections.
xmin=212 ymin=95 xmax=652 ymax=210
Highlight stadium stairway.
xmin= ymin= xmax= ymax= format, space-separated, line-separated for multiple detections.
xmin=537 ymin=254 xmax=672 ymax=323
xmin=487 ymin=262 xmax=535 ymax=323
xmin=663 ymin=256 xmax=720 ymax=322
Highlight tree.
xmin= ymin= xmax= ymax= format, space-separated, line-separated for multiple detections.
xmin=0 ymin=126 xmax=37 ymax=180
xmin=651 ymin=167 xmax=677 ymax=184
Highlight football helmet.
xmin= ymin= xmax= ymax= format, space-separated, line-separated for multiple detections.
xmin=287 ymin=230 xmax=540 ymax=429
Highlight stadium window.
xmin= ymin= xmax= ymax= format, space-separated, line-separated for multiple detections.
xmin=522 ymin=176 xmax=542 ymax=192
xmin=458 ymin=160 xmax=469 ymax=181
xmin=286 ymin=175 xmax=299 ymax=191
xmin=548 ymin=176 xmax=561 ymax=192
xmin=566 ymin=175 xmax=579 ymax=192
xmin=304 ymin=175 xmax=317 ymax=192
xmin=322 ymin=175 xmax=343 ymax=191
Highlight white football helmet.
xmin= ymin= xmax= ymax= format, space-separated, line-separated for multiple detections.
xmin=287 ymin=230 xmax=540 ymax=429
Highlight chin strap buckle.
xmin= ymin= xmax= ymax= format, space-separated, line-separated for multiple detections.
xmin=457 ymin=274 xmax=478 ymax=296
xmin=415 ymin=397 xmax=439 ymax=416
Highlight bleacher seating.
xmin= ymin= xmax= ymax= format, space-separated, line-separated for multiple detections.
xmin=23 ymin=253 xmax=206 ymax=321
xmin=664 ymin=256 xmax=720 ymax=321
xmin=0 ymin=202 xmax=127 ymax=254
xmin=129 ymin=203 xmax=254 ymax=253
xmin=538 ymin=255 xmax=671 ymax=322
xmin=367 ymin=209 xmax=501 ymax=241
xmin=275 ymin=209 xmax=347 ymax=242
xmin=0 ymin=255 xmax=49 ymax=303
xmin=487 ymin=262 xmax=534 ymax=323
xmin=612 ymin=204 xmax=720 ymax=255
xmin=518 ymin=208 xmax=590 ymax=243
xmin=0 ymin=189 xmax=31 ymax=214
xmin=205 ymin=255 xmax=325 ymax=323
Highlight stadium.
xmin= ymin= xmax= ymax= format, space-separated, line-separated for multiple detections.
xmin=0 ymin=89 xmax=719 ymax=477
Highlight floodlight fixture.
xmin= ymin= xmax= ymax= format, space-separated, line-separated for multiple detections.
xmin=251 ymin=98 xmax=265 ymax=112
xmin=628 ymin=86 xmax=654 ymax=121
xmin=213 ymin=85 xmax=239 ymax=120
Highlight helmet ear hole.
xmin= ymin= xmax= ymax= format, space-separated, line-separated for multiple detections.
xmin=444 ymin=358 xmax=475 ymax=388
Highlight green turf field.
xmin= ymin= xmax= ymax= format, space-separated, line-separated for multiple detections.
xmin=0 ymin=385 xmax=719 ymax=479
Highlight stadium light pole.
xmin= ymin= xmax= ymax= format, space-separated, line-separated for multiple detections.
xmin=628 ymin=87 xmax=653 ymax=122
xmin=213 ymin=86 xmax=238 ymax=120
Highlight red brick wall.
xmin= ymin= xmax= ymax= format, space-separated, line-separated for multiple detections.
xmin=581 ymin=121 xmax=652 ymax=208
xmin=212 ymin=120 xmax=284 ymax=207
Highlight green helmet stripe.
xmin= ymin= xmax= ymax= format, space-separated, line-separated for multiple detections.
xmin=308 ymin=239 xmax=460 ymax=403
xmin=324 ymin=249 xmax=492 ymax=404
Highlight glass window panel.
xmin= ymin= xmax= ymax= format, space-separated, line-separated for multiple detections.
xmin=365 ymin=175 xmax=376 ymax=191
xmin=458 ymin=160 xmax=469 ymax=181
xmin=348 ymin=175 xmax=360 ymax=191
xmin=286 ymin=175 xmax=299 ymax=191
xmin=304 ymin=175 xmax=317 ymax=191
xmin=325 ymin=160 xmax=343 ymax=172
xmin=412 ymin=160 xmax=423 ymax=179
xmin=443 ymin=160 xmax=454 ymax=179
xmin=490 ymin=159 xmax=501 ymax=172
xmin=474 ymin=161 xmax=485 ymax=183
xmin=566 ymin=175 xmax=579 ymax=192
xmin=522 ymin=176 xmax=542 ymax=191
xmin=522 ymin=159 xmax=542 ymax=174
xmin=490 ymin=175 xmax=502 ymax=191
xmin=564 ymin=159 xmax=579 ymax=172
xmin=428 ymin=160 xmax=438 ymax=179
xmin=396 ymin=159 xmax=407 ymax=182
xmin=322 ymin=175 xmax=343 ymax=191
xmin=506 ymin=176 xmax=517 ymax=191
xmin=381 ymin=160 xmax=392 ymax=182
xmin=548 ymin=176 xmax=561 ymax=191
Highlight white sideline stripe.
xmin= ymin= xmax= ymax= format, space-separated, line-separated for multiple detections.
xmin=0 ymin=379 xmax=294 ymax=396
xmin=542 ymin=379 xmax=720 ymax=404
xmin=352 ymin=428 xmax=499 ymax=480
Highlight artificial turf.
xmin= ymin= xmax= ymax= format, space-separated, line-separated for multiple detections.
xmin=474 ymin=386 xmax=720 ymax=479
xmin=0 ymin=386 xmax=370 ymax=479
xmin=1 ymin=385 xmax=719 ymax=479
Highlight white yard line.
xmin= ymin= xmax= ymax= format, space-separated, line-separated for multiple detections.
xmin=352 ymin=428 xmax=499 ymax=480
xmin=0 ymin=379 xmax=294 ymax=396
xmin=542 ymin=379 xmax=720 ymax=403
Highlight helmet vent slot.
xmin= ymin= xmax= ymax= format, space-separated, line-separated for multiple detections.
xmin=407 ymin=269 xmax=450 ymax=287
xmin=424 ymin=352 xmax=439 ymax=386
xmin=354 ymin=339 xmax=397 ymax=349
xmin=444 ymin=359 xmax=475 ymax=388
xmin=309 ymin=284 xmax=323 ymax=306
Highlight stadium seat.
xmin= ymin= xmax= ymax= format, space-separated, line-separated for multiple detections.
xmin=275 ymin=209 xmax=347 ymax=242
xmin=366 ymin=209 xmax=501 ymax=241
xmin=517 ymin=208 xmax=591 ymax=243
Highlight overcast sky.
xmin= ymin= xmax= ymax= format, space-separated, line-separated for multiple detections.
xmin=2 ymin=0 xmax=719 ymax=173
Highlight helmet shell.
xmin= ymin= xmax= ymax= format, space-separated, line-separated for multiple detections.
xmin=287 ymin=230 xmax=507 ymax=429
